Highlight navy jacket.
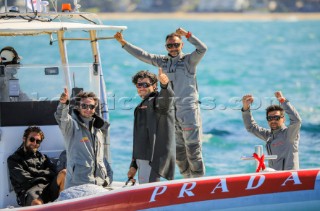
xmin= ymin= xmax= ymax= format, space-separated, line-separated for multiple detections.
xmin=132 ymin=84 xmax=176 ymax=180
xmin=7 ymin=145 xmax=57 ymax=200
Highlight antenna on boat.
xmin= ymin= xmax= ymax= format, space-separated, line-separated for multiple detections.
xmin=71 ymin=72 xmax=83 ymax=97
xmin=74 ymin=0 xmax=81 ymax=12
xmin=49 ymin=0 xmax=58 ymax=12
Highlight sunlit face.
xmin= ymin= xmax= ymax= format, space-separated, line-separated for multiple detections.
xmin=79 ymin=98 xmax=96 ymax=118
xmin=136 ymin=78 xmax=155 ymax=99
xmin=23 ymin=132 xmax=42 ymax=153
xmin=267 ymin=110 xmax=285 ymax=130
xmin=165 ymin=36 xmax=183 ymax=57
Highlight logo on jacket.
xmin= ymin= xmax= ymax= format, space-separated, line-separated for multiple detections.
xmin=80 ymin=136 xmax=90 ymax=143
xmin=139 ymin=105 xmax=148 ymax=109
xmin=272 ymin=141 xmax=284 ymax=147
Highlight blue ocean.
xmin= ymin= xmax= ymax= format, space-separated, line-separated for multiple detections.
xmin=3 ymin=18 xmax=320 ymax=181
xmin=102 ymin=19 xmax=320 ymax=181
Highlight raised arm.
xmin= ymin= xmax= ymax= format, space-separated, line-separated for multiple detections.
xmin=275 ymin=91 xmax=302 ymax=142
xmin=114 ymin=31 xmax=127 ymax=47
xmin=114 ymin=32 xmax=165 ymax=67
xmin=241 ymin=94 xmax=270 ymax=141
xmin=176 ymin=27 xmax=207 ymax=67
xmin=156 ymin=68 xmax=174 ymax=112
xmin=54 ymin=88 xmax=74 ymax=139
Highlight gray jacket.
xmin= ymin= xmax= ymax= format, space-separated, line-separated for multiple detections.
xmin=123 ymin=34 xmax=207 ymax=113
xmin=242 ymin=100 xmax=302 ymax=170
xmin=55 ymin=104 xmax=110 ymax=188
xmin=133 ymin=84 xmax=175 ymax=180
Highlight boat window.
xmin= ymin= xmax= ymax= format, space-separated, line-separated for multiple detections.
xmin=0 ymin=63 xmax=100 ymax=102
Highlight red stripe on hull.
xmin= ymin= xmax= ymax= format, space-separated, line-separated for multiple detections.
xmin=18 ymin=169 xmax=319 ymax=211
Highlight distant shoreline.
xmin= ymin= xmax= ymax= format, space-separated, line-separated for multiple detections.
xmin=97 ymin=12 xmax=320 ymax=20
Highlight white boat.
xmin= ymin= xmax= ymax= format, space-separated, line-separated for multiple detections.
xmin=0 ymin=1 xmax=319 ymax=210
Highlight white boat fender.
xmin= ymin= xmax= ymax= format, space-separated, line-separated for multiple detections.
xmin=56 ymin=184 xmax=109 ymax=202
xmin=262 ymin=167 xmax=276 ymax=172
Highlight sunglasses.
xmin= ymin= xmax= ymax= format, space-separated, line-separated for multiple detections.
xmin=136 ymin=82 xmax=152 ymax=88
xmin=266 ymin=115 xmax=283 ymax=121
xmin=166 ymin=43 xmax=180 ymax=49
xmin=80 ymin=103 xmax=96 ymax=110
xmin=29 ymin=137 xmax=42 ymax=144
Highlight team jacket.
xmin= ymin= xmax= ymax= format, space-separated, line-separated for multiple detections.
xmin=55 ymin=105 xmax=110 ymax=189
xmin=132 ymin=84 xmax=176 ymax=180
xmin=242 ymin=100 xmax=302 ymax=170
xmin=123 ymin=34 xmax=207 ymax=112
xmin=7 ymin=146 xmax=57 ymax=200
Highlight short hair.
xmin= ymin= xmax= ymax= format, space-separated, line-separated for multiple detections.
xmin=266 ymin=105 xmax=284 ymax=116
xmin=23 ymin=126 xmax=45 ymax=140
xmin=165 ymin=33 xmax=182 ymax=41
xmin=132 ymin=70 xmax=158 ymax=85
xmin=76 ymin=91 xmax=99 ymax=106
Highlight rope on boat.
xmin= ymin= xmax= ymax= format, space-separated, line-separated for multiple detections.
xmin=253 ymin=153 xmax=266 ymax=172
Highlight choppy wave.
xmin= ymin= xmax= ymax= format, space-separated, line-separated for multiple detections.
xmin=301 ymin=123 xmax=320 ymax=137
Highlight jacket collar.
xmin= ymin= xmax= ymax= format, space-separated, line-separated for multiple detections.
xmin=167 ymin=52 xmax=184 ymax=60
xmin=137 ymin=91 xmax=158 ymax=108
xmin=271 ymin=124 xmax=286 ymax=134
xmin=72 ymin=109 xmax=89 ymax=128
xmin=17 ymin=144 xmax=41 ymax=158
xmin=72 ymin=109 xmax=96 ymax=130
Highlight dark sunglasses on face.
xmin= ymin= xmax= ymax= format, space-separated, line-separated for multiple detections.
xmin=166 ymin=43 xmax=180 ymax=49
xmin=136 ymin=82 xmax=151 ymax=88
xmin=80 ymin=103 xmax=96 ymax=110
xmin=29 ymin=137 xmax=42 ymax=144
xmin=266 ymin=115 xmax=283 ymax=121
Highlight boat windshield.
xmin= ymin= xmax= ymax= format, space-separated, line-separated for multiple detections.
xmin=0 ymin=63 xmax=100 ymax=102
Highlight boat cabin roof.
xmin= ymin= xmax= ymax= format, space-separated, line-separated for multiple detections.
xmin=0 ymin=14 xmax=127 ymax=36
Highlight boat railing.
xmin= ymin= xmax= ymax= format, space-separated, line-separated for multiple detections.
xmin=1 ymin=0 xmax=103 ymax=25
xmin=241 ymin=145 xmax=277 ymax=172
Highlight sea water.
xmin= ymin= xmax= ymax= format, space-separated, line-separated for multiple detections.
xmin=3 ymin=18 xmax=320 ymax=181
xmin=102 ymin=19 xmax=320 ymax=181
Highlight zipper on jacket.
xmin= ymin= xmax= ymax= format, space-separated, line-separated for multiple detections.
xmin=266 ymin=136 xmax=273 ymax=165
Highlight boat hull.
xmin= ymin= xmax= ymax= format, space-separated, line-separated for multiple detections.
xmin=11 ymin=169 xmax=320 ymax=211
